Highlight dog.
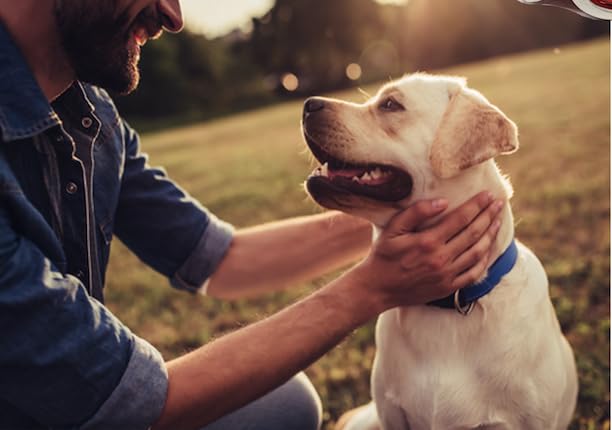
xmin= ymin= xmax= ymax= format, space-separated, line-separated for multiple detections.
xmin=301 ymin=73 xmax=578 ymax=430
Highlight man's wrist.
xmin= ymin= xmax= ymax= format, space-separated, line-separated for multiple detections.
xmin=319 ymin=267 xmax=384 ymax=326
xmin=322 ymin=212 xmax=373 ymax=262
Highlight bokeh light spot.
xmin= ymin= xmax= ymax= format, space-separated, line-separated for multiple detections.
xmin=281 ymin=73 xmax=299 ymax=91
xmin=346 ymin=63 xmax=363 ymax=80
xmin=359 ymin=40 xmax=400 ymax=82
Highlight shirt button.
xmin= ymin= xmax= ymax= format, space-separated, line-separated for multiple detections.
xmin=65 ymin=182 xmax=78 ymax=194
xmin=81 ymin=117 xmax=93 ymax=128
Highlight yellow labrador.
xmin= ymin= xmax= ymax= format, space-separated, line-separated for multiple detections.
xmin=301 ymin=74 xmax=578 ymax=430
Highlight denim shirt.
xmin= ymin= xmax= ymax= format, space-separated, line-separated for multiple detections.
xmin=0 ymin=25 xmax=234 ymax=429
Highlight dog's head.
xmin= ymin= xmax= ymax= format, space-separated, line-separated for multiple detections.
xmin=302 ymin=73 xmax=518 ymax=226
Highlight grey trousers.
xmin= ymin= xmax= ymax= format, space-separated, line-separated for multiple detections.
xmin=202 ymin=373 xmax=322 ymax=430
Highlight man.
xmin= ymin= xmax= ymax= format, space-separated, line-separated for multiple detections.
xmin=0 ymin=1 xmax=503 ymax=429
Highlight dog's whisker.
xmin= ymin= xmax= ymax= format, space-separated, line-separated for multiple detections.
xmin=357 ymin=87 xmax=371 ymax=100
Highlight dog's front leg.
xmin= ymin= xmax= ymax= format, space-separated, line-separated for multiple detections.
xmin=371 ymin=323 xmax=411 ymax=430
xmin=376 ymin=400 xmax=410 ymax=430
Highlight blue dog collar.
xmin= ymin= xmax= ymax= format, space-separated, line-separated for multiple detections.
xmin=428 ymin=240 xmax=519 ymax=315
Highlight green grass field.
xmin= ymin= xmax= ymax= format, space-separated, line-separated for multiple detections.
xmin=106 ymin=38 xmax=610 ymax=429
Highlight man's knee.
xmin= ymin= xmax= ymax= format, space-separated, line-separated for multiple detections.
xmin=201 ymin=372 xmax=322 ymax=430
xmin=279 ymin=372 xmax=322 ymax=430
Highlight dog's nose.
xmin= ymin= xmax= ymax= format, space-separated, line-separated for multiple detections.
xmin=304 ymin=97 xmax=326 ymax=114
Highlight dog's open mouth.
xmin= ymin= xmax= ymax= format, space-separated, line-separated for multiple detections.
xmin=305 ymin=137 xmax=413 ymax=202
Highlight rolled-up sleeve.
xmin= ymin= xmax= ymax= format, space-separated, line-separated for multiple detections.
xmin=81 ymin=336 xmax=167 ymax=430
xmin=0 ymin=206 xmax=168 ymax=429
xmin=114 ymin=122 xmax=234 ymax=293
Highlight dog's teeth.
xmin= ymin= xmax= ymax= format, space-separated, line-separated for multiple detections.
xmin=362 ymin=172 xmax=372 ymax=181
xmin=352 ymin=176 xmax=360 ymax=182
xmin=371 ymin=168 xmax=381 ymax=180
xmin=321 ymin=162 xmax=329 ymax=177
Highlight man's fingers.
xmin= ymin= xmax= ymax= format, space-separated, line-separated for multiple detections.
xmin=451 ymin=251 xmax=491 ymax=290
xmin=446 ymin=200 xmax=503 ymax=258
xmin=449 ymin=219 xmax=499 ymax=275
xmin=433 ymin=192 xmax=496 ymax=242
xmin=384 ymin=199 xmax=448 ymax=238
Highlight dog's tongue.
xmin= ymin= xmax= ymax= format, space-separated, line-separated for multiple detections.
xmin=328 ymin=166 xmax=366 ymax=179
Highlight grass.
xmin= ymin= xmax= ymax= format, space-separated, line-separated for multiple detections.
xmin=105 ymin=38 xmax=610 ymax=429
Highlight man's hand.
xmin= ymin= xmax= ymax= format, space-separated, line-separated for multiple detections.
xmin=351 ymin=192 xmax=503 ymax=312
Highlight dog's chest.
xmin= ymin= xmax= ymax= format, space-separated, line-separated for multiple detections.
xmin=373 ymin=305 xmax=520 ymax=424
xmin=371 ymin=247 xmax=562 ymax=428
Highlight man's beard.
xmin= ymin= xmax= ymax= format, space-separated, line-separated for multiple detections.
xmin=54 ymin=1 xmax=160 ymax=95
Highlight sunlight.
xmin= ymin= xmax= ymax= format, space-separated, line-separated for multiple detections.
xmin=181 ymin=0 xmax=274 ymax=36
xmin=182 ymin=0 xmax=410 ymax=37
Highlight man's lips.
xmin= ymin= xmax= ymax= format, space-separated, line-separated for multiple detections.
xmin=133 ymin=27 xmax=149 ymax=47
xmin=131 ymin=21 xmax=162 ymax=47
xmin=130 ymin=5 xmax=164 ymax=47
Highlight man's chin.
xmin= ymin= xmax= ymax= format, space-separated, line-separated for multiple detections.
xmin=77 ymin=66 xmax=139 ymax=95
xmin=112 ymin=58 xmax=140 ymax=95
xmin=74 ymin=49 xmax=140 ymax=95
xmin=110 ymin=72 xmax=140 ymax=95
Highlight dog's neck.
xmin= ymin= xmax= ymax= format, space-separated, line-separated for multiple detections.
xmin=431 ymin=161 xmax=515 ymax=264
xmin=373 ymin=160 xmax=515 ymax=267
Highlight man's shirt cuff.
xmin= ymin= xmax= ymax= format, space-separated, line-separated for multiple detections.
xmin=171 ymin=214 xmax=234 ymax=294
xmin=81 ymin=336 xmax=168 ymax=430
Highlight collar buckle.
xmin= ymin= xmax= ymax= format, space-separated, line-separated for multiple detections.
xmin=454 ymin=289 xmax=475 ymax=316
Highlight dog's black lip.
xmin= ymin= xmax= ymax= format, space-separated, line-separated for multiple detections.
xmin=304 ymin=132 xmax=392 ymax=171
xmin=307 ymin=173 xmax=413 ymax=202
xmin=303 ymin=133 xmax=413 ymax=202
xmin=303 ymin=130 xmax=338 ymax=167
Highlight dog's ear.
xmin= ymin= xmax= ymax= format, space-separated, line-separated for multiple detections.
xmin=429 ymin=88 xmax=518 ymax=179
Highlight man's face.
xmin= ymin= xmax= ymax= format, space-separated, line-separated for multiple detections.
xmin=54 ymin=0 xmax=183 ymax=94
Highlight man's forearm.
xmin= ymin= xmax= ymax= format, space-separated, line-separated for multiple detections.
xmin=206 ymin=212 xmax=371 ymax=299
xmin=152 ymin=270 xmax=377 ymax=430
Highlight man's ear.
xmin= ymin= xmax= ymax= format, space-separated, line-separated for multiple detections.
xmin=429 ymin=89 xmax=519 ymax=179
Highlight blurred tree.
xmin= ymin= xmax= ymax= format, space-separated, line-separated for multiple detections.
xmin=114 ymin=30 xmax=272 ymax=123
xmin=248 ymin=0 xmax=387 ymax=93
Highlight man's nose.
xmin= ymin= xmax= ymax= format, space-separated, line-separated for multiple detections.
xmin=158 ymin=0 xmax=184 ymax=33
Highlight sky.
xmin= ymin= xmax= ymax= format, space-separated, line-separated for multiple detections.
xmin=181 ymin=0 xmax=407 ymax=37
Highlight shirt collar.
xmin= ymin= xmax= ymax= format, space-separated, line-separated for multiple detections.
xmin=0 ymin=23 xmax=61 ymax=142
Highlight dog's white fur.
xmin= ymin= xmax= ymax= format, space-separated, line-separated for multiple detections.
xmin=303 ymin=74 xmax=578 ymax=430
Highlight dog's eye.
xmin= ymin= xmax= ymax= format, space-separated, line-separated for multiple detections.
xmin=378 ymin=97 xmax=404 ymax=112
